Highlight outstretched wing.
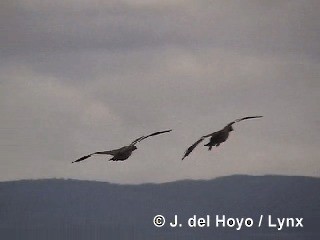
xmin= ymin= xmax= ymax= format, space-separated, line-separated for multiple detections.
xmin=129 ymin=129 xmax=172 ymax=146
xmin=227 ymin=115 xmax=263 ymax=126
xmin=72 ymin=154 xmax=95 ymax=163
xmin=182 ymin=137 xmax=205 ymax=160
xmin=72 ymin=150 xmax=116 ymax=163
xmin=182 ymin=131 xmax=219 ymax=160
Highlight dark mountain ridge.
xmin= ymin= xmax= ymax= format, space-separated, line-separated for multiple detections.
xmin=0 ymin=175 xmax=319 ymax=239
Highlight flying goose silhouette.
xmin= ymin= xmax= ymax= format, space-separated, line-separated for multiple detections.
xmin=73 ymin=129 xmax=172 ymax=163
xmin=182 ymin=116 xmax=263 ymax=160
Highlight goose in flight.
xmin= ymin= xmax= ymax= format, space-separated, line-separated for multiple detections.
xmin=182 ymin=116 xmax=263 ymax=160
xmin=73 ymin=129 xmax=172 ymax=163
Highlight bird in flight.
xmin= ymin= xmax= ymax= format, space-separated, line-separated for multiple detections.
xmin=182 ymin=116 xmax=263 ymax=160
xmin=73 ymin=129 xmax=172 ymax=163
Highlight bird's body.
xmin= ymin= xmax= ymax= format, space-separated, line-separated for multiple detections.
xmin=109 ymin=147 xmax=135 ymax=161
xmin=73 ymin=130 xmax=172 ymax=163
xmin=96 ymin=145 xmax=137 ymax=161
xmin=182 ymin=116 xmax=262 ymax=160
xmin=204 ymin=126 xmax=231 ymax=150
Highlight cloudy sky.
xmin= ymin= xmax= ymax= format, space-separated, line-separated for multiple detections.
xmin=1 ymin=0 xmax=319 ymax=183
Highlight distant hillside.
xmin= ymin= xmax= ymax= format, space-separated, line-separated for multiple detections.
xmin=0 ymin=175 xmax=319 ymax=240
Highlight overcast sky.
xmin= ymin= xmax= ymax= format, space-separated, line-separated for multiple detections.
xmin=1 ymin=0 xmax=319 ymax=183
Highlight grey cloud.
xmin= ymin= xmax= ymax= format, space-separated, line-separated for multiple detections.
xmin=2 ymin=0 xmax=320 ymax=58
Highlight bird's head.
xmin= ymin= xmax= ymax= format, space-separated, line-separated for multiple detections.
xmin=130 ymin=145 xmax=138 ymax=151
xmin=226 ymin=125 xmax=234 ymax=132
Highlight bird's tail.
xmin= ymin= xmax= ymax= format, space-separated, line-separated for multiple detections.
xmin=208 ymin=146 xmax=213 ymax=151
